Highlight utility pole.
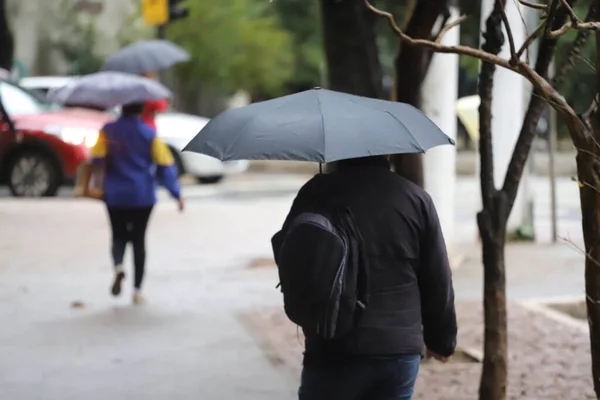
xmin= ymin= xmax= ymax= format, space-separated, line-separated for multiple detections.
xmin=157 ymin=25 xmax=166 ymax=39
xmin=422 ymin=0 xmax=460 ymax=263
xmin=548 ymin=61 xmax=558 ymax=243
xmin=142 ymin=0 xmax=189 ymax=84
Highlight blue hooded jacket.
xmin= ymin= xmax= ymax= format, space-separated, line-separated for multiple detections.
xmin=91 ymin=116 xmax=181 ymax=208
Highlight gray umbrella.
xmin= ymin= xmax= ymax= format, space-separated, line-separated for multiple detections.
xmin=102 ymin=40 xmax=190 ymax=75
xmin=183 ymin=88 xmax=454 ymax=163
xmin=48 ymin=71 xmax=171 ymax=109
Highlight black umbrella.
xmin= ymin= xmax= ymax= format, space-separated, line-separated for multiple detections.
xmin=102 ymin=40 xmax=190 ymax=75
xmin=183 ymin=88 xmax=454 ymax=163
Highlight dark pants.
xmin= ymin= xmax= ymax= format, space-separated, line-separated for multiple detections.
xmin=107 ymin=206 xmax=153 ymax=289
xmin=298 ymin=355 xmax=420 ymax=400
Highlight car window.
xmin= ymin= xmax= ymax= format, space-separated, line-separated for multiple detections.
xmin=0 ymin=81 xmax=51 ymax=117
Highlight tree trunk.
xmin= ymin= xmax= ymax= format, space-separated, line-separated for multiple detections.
xmin=579 ymin=25 xmax=600 ymax=400
xmin=478 ymin=1 xmax=508 ymax=398
xmin=392 ymin=0 xmax=447 ymax=187
xmin=477 ymin=195 xmax=508 ymax=400
xmin=576 ymin=147 xmax=600 ymax=398
xmin=319 ymin=0 xmax=384 ymax=173
xmin=0 ymin=0 xmax=13 ymax=71
xmin=320 ymin=0 xmax=384 ymax=99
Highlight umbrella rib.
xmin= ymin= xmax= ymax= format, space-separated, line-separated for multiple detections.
xmin=383 ymin=110 xmax=426 ymax=153
xmin=343 ymin=97 xmax=425 ymax=152
xmin=316 ymin=91 xmax=326 ymax=163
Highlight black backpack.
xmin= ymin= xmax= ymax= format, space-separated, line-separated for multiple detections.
xmin=271 ymin=205 xmax=370 ymax=339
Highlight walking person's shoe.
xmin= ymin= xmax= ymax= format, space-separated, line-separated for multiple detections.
xmin=133 ymin=291 xmax=145 ymax=305
xmin=111 ymin=265 xmax=126 ymax=296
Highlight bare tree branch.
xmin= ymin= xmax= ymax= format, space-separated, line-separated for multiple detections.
xmin=562 ymin=236 xmax=600 ymax=269
xmin=502 ymin=0 xmax=577 ymax=213
xmin=498 ymin=0 xmax=518 ymax=64
xmin=517 ymin=20 xmax=545 ymax=60
xmin=545 ymin=0 xmax=561 ymax=37
xmin=549 ymin=20 xmax=600 ymax=38
xmin=549 ymin=0 xmax=600 ymax=39
xmin=560 ymin=0 xmax=581 ymax=22
xmin=478 ymin=0 xmax=505 ymax=212
xmin=364 ymin=0 xmax=517 ymax=72
xmin=518 ymin=0 xmax=548 ymax=11
xmin=553 ymin=3 xmax=598 ymax=87
xmin=364 ymin=0 xmax=589 ymax=147
xmin=435 ymin=14 xmax=470 ymax=44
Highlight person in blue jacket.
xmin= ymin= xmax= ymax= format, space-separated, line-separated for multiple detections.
xmin=91 ymin=102 xmax=184 ymax=304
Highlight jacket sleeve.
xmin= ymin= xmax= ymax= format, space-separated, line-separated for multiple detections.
xmin=417 ymin=195 xmax=457 ymax=357
xmin=151 ymin=137 xmax=181 ymax=200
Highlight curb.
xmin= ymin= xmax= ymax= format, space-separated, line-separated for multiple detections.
xmin=519 ymin=296 xmax=588 ymax=332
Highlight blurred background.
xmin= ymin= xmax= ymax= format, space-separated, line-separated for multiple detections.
xmin=0 ymin=0 xmax=596 ymax=399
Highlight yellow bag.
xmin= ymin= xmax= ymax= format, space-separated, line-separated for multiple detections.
xmin=74 ymin=161 xmax=104 ymax=200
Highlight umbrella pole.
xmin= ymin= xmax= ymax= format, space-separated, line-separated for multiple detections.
xmin=319 ymin=163 xmax=322 ymax=174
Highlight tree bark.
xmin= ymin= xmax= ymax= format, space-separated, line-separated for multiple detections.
xmin=477 ymin=195 xmax=508 ymax=400
xmin=0 ymin=0 xmax=13 ymax=71
xmin=320 ymin=0 xmax=384 ymax=99
xmin=578 ymin=26 xmax=600 ymax=399
xmin=319 ymin=0 xmax=384 ymax=173
xmin=478 ymin=1 xmax=508 ymax=399
xmin=576 ymin=146 xmax=600 ymax=398
xmin=392 ymin=0 xmax=447 ymax=186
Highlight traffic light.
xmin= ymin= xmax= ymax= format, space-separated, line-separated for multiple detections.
xmin=168 ymin=0 xmax=189 ymax=22
xmin=142 ymin=0 xmax=169 ymax=26
xmin=142 ymin=0 xmax=188 ymax=26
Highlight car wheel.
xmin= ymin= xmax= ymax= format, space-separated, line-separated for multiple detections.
xmin=8 ymin=151 xmax=61 ymax=197
xmin=196 ymin=175 xmax=224 ymax=185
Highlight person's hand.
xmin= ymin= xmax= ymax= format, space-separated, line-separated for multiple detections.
xmin=177 ymin=198 xmax=185 ymax=213
xmin=426 ymin=348 xmax=450 ymax=363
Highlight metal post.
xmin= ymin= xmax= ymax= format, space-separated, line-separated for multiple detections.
xmin=157 ymin=25 xmax=166 ymax=39
xmin=156 ymin=25 xmax=170 ymax=85
xmin=548 ymin=61 xmax=558 ymax=243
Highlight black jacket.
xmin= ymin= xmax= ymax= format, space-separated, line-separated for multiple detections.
xmin=282 ymin=158 xmax=457 ymax=359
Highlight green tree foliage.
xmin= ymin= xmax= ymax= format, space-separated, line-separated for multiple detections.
xmin=269 ymin=0 xmax=323 ymax=89
xmin=166 ymin=0 xmax=293 ymax=96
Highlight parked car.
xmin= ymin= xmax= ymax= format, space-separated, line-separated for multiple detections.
xmin=20 ymin=76 xmax=249 ymax=184
xmin=0 ymin=79 xmax=108 ymax=196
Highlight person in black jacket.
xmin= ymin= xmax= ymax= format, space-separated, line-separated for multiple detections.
xmin=282 ymin=155 xmax=457 ymax=400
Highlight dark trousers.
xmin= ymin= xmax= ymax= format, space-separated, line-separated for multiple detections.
xmin=298 ymin=355 xmax=421 ymax=400
xmin=107 ymin=206 xmax=153 ymax=290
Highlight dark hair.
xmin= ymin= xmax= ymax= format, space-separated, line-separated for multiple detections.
xmin=337 ymin=155 xmax=390 ymax=169
xmin=121 ymin=102 xmax=145 ymax=116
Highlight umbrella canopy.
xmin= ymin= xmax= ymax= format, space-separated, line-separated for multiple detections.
xmin=183 ymin=88 xmax=454 ymax=163
xmin=102 ymin=40 xmax=190 ymax=75
xmin=48 ymin=71 xmax=171 ymax=109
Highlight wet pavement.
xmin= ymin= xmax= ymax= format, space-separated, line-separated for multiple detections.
xmin=0 ymin=173 xmax=589 ymax=399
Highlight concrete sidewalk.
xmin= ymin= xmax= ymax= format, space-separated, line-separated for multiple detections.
xmin=0 ymin=199 xmax=297 ymax=400
xmin=245 ymin=300 xmax=594 ymax=399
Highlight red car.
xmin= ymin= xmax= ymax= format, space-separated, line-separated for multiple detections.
xmin=0 ymin=79 xmax=109 ymax=197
